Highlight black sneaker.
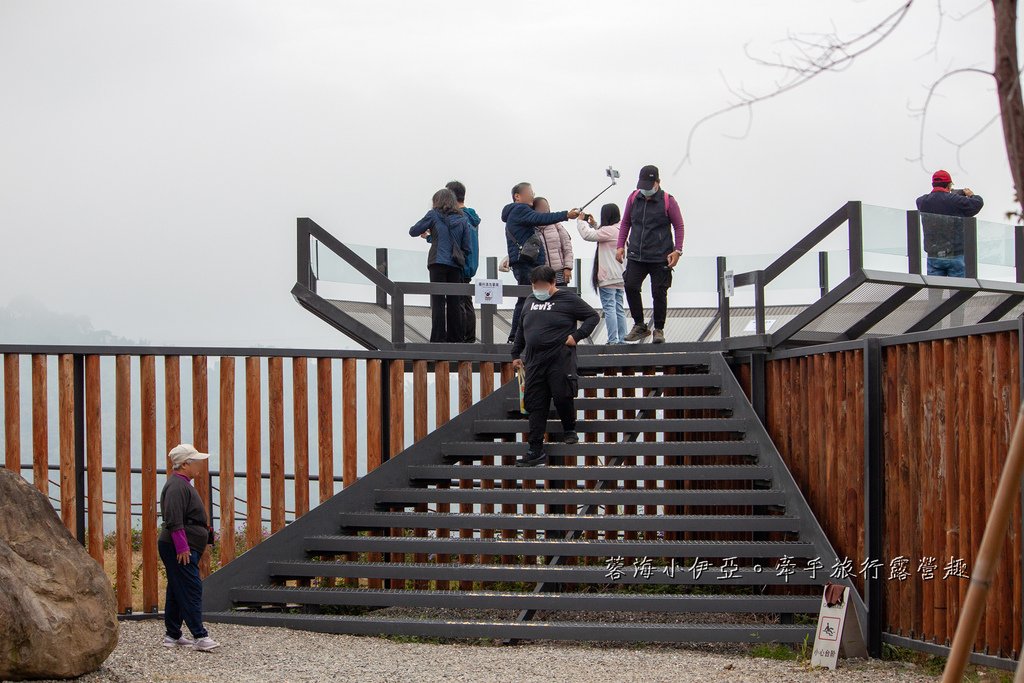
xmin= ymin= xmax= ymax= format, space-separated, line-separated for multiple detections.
xmin=563 ymin=430 xmax=579 ymax=444
xmin=624 ymin=323 xmax=651 ymax=343
xmin=515 ymin=450 xmax=548 ymax=467
xmin=652 ymin=329 xmax=665 ymax=344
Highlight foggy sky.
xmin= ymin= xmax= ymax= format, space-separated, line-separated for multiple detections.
xmin=0 ymin=1 xmax=1011 ymax=348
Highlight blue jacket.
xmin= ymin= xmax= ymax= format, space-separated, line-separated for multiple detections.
xmin=409 ymin=210 xmax=471 ymax=269
xmin=462 ymin=207 xmax=481 ymax=279
xmin=501 ymin=202 xmax=569 ymax=266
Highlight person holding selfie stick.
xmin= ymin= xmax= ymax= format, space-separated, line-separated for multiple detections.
xmin=615 ymin=165 xmax=685 ymax=344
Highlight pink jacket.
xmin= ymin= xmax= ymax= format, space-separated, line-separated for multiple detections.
xmin=576 ymin=219 xmax=625 ymax=288
xmin=537 ymin=222 xmax=574 ymax=272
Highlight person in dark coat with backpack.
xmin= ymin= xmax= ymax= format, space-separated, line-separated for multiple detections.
xmin=502 ymin=182 xmax=581 ymax=343
xmin=615 ymin=165 xmax=685 ymax=344
xmin=446 ymin=180 xmax=481 ymax=343
xmin=410 ymin=188 xmax=472 ymax=342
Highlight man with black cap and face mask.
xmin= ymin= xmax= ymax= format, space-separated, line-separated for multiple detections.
xmin=615 ymin=165 xmax=685 ymax=344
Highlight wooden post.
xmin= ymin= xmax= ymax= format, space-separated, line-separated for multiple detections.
xmin=31 ymin=354 xmax=47 ymax=496
xmin=3 ymin=354 xmax=19 ymax=473
xmin=944 ymin=404 xmax=1024 ymax=681
xmin=114 ymin=355 xmax=132 ymax=613
xmin=140 ymin=356 xmax=158 ymax=612
xmin=245 ymin=357 xmax=261 ymax=549
xmin=191 ymin=356 xmax=211 ymax=577
xmin=164 ymin=357 xmax=181 ymax=473
xmin=268 ymin=357 xmax=285 ymax=533
xmin=317 ymin=358 xmax=334 ymax=503
xmin=84 ymin=355 xmax=103 ymax=565
xmin=342 ymin=358 xmax=357 ymax=489
xmin=366 ymin=358 xmax=383 ymax=589
xmin=389 ymin=360 xmax=405 ymax=457
xmin=218 ymin=357 xmax=236 ymax=566
xmin=57 ymin=355 xmax=76 ymax=535
xmin=292 ymin=358 xmax=309 ymax=517
xmin=457 ymin=361 xmax=473 ymax=588
xmin=434 ymin=360 xmax=450 ymax=586
xmin=412 ymin=359 xmax=428 ymax=585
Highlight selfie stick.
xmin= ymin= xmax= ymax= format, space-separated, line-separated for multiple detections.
xmin=578 ymin=166 xmax=620 ymax=213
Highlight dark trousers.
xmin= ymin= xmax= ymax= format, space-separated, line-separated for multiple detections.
xmin=158 ymin=541 xmax=209 ymax=640
xmin=459 ymin=276 xmax=476 ymax=343
xmin=524 ymin=349 xmax=578 ymax=453
xmin=428 ymin=264 xmax=465 ymax=343
xmin=623 ymin=259 xmax=673 ymax=330
xmin=508 ymin=262 xmax=533 ymax=343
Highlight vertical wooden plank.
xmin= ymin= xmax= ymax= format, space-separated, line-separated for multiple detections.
xmin=114 ymin=355 xmax=132 ymax=613
xmin=317 ymin=358 xmax=334 ymax=503
xmin=268 ymin=357 xmax=285 ymax=533
xmin=164 ymin=357 xmax=181 ymax=472
xmin=218 ymin=357 xmax=236 ymax=566
xmin=389 ymin=360 xmax=405 ymax=457
xmin=342 ymin=358 xmax=357 ymax=488
xmin=57 ymin=354 xmax=76 ymax=535
xmin=955 ymin=336 xmax=971 ymax=636
xmin=942 ymin=338 xmax=959 ymax=642
xmin=245 ymin=357 xmax=261 ymax=549
xmin=499 ymin=362 xmax=517 ymax=558
xmin=457 ymin=361 xmax=473 ymax=589
xmin=85 ymin=355 xmax=103 ymax=565
xmin=478 ymin=361 xmax=495 ymax=554
xmin=412 ymin=359 xmax=429 ymax=586
xmin=140 ymin=355 xmax=158 ymax=613
xmin=433 ymin=360 xmax=450 ymax=586
xmin=931 ymin=340 xmax=947 ymax=645
xmin=191 ymin=356 xmax=211 ymax=577
xmin=967 ymin=335 xmax=984 ymax=652
xmin=292 ymin=358 xmax=309 ymax=517
xmin=31 ymin=354 xmax=47 ymax=495
xmin=917 ymin=341 xmax=934 ymax=642
xmin=365 ymin=359 xmax=383 ymax=589
xmin=3 ymin=354 xmax=19 ymax=473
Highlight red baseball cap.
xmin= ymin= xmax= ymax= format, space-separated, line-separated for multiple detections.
xmin=932 ymin=169 xmax=952 ymax=185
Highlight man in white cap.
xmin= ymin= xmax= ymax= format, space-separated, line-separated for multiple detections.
xmin=158 ymin=444 xmax=220 ymax=651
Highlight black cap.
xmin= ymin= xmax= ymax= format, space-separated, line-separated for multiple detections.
xmin=636 ymin=165 xmax=659 ymax=191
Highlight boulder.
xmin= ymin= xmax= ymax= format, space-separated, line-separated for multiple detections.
xmin=0 ymin=468 xmax=118 ymax=680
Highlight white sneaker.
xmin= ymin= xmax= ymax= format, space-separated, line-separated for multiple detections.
xmin=192 ymin=636 xmax=221 ymax=652
xmin=162 ymin=635 xmax=194 ymax=648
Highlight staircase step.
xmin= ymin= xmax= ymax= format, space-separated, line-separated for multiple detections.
xmin=375 ymin=487 xmax=782 ymax=507
xmin=338 ymin=511 xmax=798 ymax=533
xmin=230 ymin=586 xmax=822 ymax=613
xmin=304 ymin=535 xmax=816 ymax=558
xmin=510 ymin=395 xmax=735 ymax=411
xmin=408 ymin=464 xmax=772 ymax=482
xmin=578 ymin=374 xmax=722 ymax=390
xmin=268 ymin=560 xmax=830 ymax=585
xmin=578 ymin=352 xmax=716 ymax=369
xmin=473 ymin=418 xmax=748 ymax=434
xmin=203 ymin=611 xmax=816 ymax=643
xmin=441 ymin=441 xmax=759 ymax=459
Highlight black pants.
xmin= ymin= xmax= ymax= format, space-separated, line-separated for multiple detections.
xmin=459 ymin=276 xmax=476 ymax=343
xmin=623 ymin=259 xmax=673 ymax=330
xmin=524 ymin=348 xmax=578 ymax=453
xmin=158 ymin=541 xmax=209 ymax=639
xmin=428 ymin=264 xmax=465 ymax=343
xmin=508 ymin=262 xmax=533 ymax=343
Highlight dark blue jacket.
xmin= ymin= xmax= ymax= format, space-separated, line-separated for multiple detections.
xmin=501 ymin=202 xmax=569 ymax=266
xmin=463 ymin=207 xmax=481 ymax=279
xmin=409 ymin=210 xmax=471 ymax=269
xmin=915 ymin=189 xmax=984 ymax=256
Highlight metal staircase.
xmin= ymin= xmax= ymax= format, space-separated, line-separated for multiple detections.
xmin=203 ymin=350 xmax=864 ymax=645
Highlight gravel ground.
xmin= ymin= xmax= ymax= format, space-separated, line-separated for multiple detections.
xmin=21 ymin=620 xmax=945 ymax=683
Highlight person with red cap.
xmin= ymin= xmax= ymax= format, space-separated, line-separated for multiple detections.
xmin=915 ymin=170 xmax=984 ymax=278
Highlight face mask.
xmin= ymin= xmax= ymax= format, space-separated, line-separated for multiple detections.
xmin=639 ymin=187 xmax=657 ymax=197
xmin=533 ymin=289 xmax=551 ymax=301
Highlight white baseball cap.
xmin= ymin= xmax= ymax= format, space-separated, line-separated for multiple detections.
xmin=169 ymin=443 xmax=210 ymax=467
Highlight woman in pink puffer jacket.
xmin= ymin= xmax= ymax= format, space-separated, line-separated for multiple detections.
xmin=533 ymin=197 xmax=574 ymax=285
xmin=576 ymin=203 xmax=627 ymax=344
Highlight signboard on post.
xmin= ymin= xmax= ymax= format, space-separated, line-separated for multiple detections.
xmin=723 ymin=270 xmax=735 ymax=298
xmin=811 ymin=584 xmax=867 ymax=669
xmin=475 ymin=279 xmax=503 ymax=306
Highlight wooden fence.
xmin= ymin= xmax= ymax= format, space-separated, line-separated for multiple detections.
xmin=760 ymin=322 xmax=1023 ymax=661
xmin=0 ymin=347 xmax=513 ymax=614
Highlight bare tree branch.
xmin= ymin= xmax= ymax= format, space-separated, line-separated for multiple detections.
xmin=675 ymin=1 xmax=914 ymax=173
xmin=907 ymin=66 xmax=995 ymax=169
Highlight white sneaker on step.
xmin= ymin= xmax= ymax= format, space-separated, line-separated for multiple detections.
xmin=162 ymin=635 xmax=194 ymax=648
xmin=192 ymin=636 xmax=221 ymax=652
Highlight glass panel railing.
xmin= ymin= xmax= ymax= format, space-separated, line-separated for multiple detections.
xmin=862 ymin=204 xmax=909 ymax=272
xmin=977 ymin=219 xmax=1016 ymax=281
xmin=310 ymin=238 xmax=378 ymax=286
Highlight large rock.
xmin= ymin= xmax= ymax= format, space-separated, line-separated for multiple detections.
xmin=0 ymin=468 xmax=118 ymax=680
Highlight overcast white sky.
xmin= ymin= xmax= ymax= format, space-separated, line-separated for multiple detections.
xmin=0 ymin=0 xmax=1013 ymax=348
